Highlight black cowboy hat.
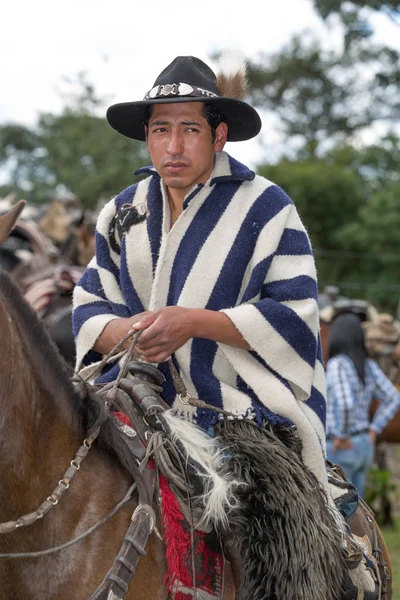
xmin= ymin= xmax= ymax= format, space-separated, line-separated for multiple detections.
xmin=106 ymin=56 xmax=262 ymax=142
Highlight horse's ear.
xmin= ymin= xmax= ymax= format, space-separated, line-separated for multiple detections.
xmin=0 ymin=200 xmax=26 ymax=244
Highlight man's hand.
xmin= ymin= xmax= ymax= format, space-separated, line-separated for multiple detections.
xmin=130 ymin=306 xmax=250 ymax=363
xmin=93 ymin=312 xmax=153 ymax=355
xmin=131 ymin=307 xmax=194 ymax=363
xmin=94 ymin=306 xmax=251 ymax=363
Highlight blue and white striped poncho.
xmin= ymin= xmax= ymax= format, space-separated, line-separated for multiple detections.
xmin=73 ymin=151 xmax=328 ymax=485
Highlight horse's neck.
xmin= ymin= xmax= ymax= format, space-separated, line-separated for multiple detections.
xmin=0 ymin=376 xmax=82 ymax=493
xmin=0 ymin=283 xmax=168 ymax=600
xmin=0 ymin=306 xmax=81 ymax=511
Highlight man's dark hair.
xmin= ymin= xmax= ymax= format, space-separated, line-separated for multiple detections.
xmin=202 ymin=104 xmax=226 ymax=141
xmin=142 ymin=103 xmax=227 ymax=141
xmin=142 ymin=106 xmax=152 ymax=130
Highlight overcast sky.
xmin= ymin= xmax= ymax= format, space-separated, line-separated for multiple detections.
xmin=2 ymin=0 xmax=399 ymax=167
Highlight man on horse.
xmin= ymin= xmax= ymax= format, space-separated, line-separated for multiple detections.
xmin=72 ymin=55 xmax=385 ymax=599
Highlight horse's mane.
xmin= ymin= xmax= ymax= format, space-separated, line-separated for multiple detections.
xmin=0 ymin=269 xmax=98 ymax=434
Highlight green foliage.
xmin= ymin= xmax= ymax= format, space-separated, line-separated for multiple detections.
xmin=326 ymin=135 xmax=400 ymax=194
xmin=36 ymin=110 xmax=149 ymax=208
xmin=323 ymin=137 xmax=400 ymax=302
xmin=379 ymin=524 xmax=400 ymax=598
xmin=0 ymin=124 xmax=39 ymax=157
xmin=248 ymin=37 xmax=370 ymax=153
xmin=339 ymin=186 xmax=400 ymax=250
xmin=256 ymin=140 xmax=400 ymax=312
xmin=334 ymin=184 xmax=400 ymax=308
xmin=365 ymin=466 xmax=397 ymax=524
xmin=0 ymin=125 xmax=44 ymax=199
xmin=314 ymin=0 xmax=400 ymax=21
xmin=247 ymin=0 xmax=400 ymax=158
xmin=248 ymin=37 xmax=400 ymax=158
xmin=313 ymin=1 xmax=400 ymax=49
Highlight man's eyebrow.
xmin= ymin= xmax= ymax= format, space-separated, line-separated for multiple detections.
xmin=149 ymin=119 xmax=202 ymax=126
xmin=149 ymin=119 xmax=169 ymax=126
xmin=181 ymin=120 xmax=201 ymax=126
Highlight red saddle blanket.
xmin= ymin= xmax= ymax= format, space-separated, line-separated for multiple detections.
xmin=113 ymin=411 xmax=224 ymax=600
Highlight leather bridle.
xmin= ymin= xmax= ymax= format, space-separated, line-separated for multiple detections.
xmin=0 ymin=333 xmax=163 ymax=600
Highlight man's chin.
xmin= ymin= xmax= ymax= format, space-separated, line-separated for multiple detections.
xmin=164 ymin=176 xmax=192 ymax=190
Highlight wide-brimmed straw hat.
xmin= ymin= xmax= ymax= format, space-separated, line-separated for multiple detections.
xmin=106 ymin=55 xmax=262 ymax=142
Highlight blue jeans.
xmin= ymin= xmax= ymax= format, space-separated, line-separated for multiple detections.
xmin=326 ymin=433 xmax=374 ymax=499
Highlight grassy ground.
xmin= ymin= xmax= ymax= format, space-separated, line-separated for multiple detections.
xmin=381 ymin=524 xmax=400 ymax=598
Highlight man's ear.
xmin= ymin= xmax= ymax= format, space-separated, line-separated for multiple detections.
xmin=214 ymin=122 xmax=228 ymax=152
xmin=144 ymin=126 xmax=149 ymax=152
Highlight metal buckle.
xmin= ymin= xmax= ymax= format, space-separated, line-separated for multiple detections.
xmin=178 ymin=392 xmax=192 ymax=405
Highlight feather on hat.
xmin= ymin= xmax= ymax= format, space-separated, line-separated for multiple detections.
xmin=216 ymin=51 xmax=249 ymax=100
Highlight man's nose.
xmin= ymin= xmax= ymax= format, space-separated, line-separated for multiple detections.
xmin=166 ymin=130 xmax=184 ymax=155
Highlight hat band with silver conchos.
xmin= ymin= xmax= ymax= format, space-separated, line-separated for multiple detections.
xmin=144 ymin=83 xmax=218 ymax=100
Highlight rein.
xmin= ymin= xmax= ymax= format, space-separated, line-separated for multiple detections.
xmin=168 ymin=357 xmax=236 ymax=418
xmin=0 ymin=424 xmax=105 ymax=535
xmin=0 ymin=331 xmax=143 ymax=547
xmin=77 ymin=327 xmax=236 ymax=418
xmin=0 ymin=483 xmax=137 ymax=559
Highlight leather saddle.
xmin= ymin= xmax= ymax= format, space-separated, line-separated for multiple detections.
xmin=328 ymin=462 xmax=392 ymax=600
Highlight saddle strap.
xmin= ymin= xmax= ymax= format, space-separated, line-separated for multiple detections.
xmin=88 ymin=501 xmax=157 ymax=600
xmin=88 ymin=461 xmax=157 ymax=600
xmin=354 ymin=498 xmax=393 ymax=600
xmin=88 ymin=381 xmax=159 ymax=600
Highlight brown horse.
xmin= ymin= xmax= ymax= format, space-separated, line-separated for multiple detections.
xmin=0 ymin=274 xmax=357 ymax=600
xmin=0 ymin=206 xmax=391 ymax=599
xmin=0 ymin=279 xmax=168 ymax=600
xmin=0 ymin=203 xmax=166 ymax=600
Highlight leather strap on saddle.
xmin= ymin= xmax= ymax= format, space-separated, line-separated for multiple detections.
xmin=328 ymin=462 xmax=392 ymax=600
xmin=350 ymin=497 xmax=393 ymax=600
xmin=88 ymin=364 xmax=166 ymax=600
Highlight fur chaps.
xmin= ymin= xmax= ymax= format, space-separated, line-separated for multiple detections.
xmin=214 ymin=419 xmax=347 ymax=600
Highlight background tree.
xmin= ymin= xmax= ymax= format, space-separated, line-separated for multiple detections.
xmin=245 ymin=1 xmax=400 ymax=313
xmin=313 ymin=1 xmax=400 ymax=28
xmin=247 ymin=35 xmax=400 ymax=159
xmin=334 ymin=183 xmax=400 ymax=307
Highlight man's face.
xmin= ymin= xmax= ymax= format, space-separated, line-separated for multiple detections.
xmin=146 ymin=102 xmax=227 ymax=197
